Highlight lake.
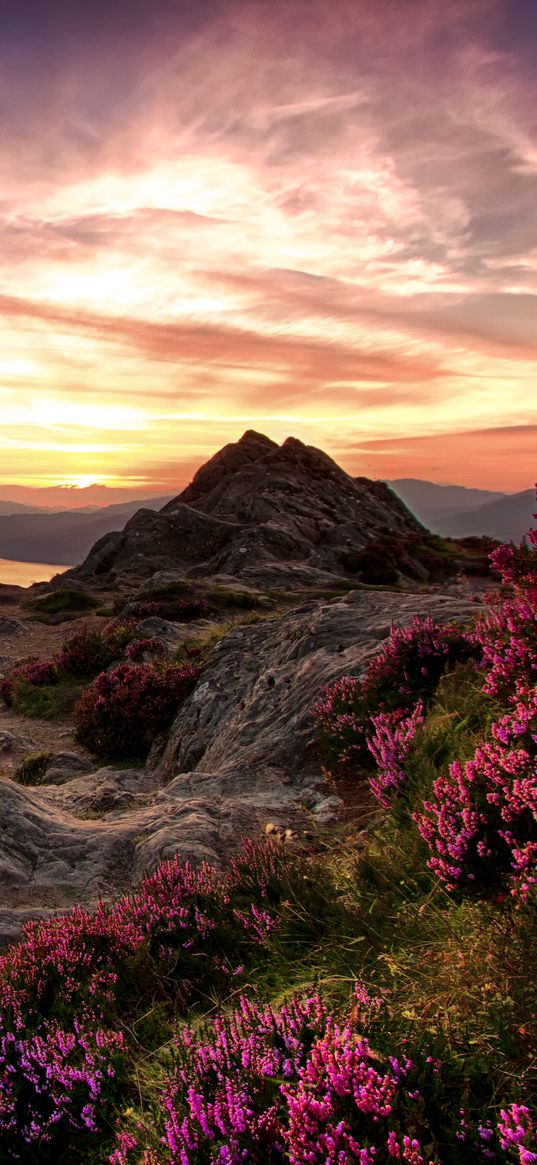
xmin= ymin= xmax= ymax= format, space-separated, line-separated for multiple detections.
xmin=0 ymin=559 xmax=71 ymax=588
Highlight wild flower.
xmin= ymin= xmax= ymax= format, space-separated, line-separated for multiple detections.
xmin=498 ymin=1103 xmax=537 ymax=1163
xmin=313 ymin=616 xmax=476 ymax=772
xmin=111 ymin=980 xmax=533 ymax=1165
xmin=0 ymin=841 xmax=290 ymax=1157
xmin=367 ymin=701 xmax=425 ymax=807
xmin=74 ymin=660 xmax=201 ymax=759
xmin=415 ymin=684 xmax=537 ymax=900
xmin=112 ymin=984 xmax=438 ymax=1165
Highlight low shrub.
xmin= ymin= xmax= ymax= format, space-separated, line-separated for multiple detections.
xmin=125 ymin=636 xmax=167 ymax=662
xmin=0 ymin=840 xmax=303 ymax=1160
xmin=473 ymin=541 xmax=537 ymax=702
xmin=0 ymin=658 xmax=59 ymax=708
xmin=110 ymin=982 xmax=532 ymax=1165
xmin=14 ymin=751 xmax=55 ymax=786
xmin=415 ymin=689 xmax=537 ymax=901
xmin=56 ymin=620 xmax=138 ymax=676
xmin=26 ymin=587 xmax=99 ymax=619
xmin=361 ymin=615 xmax=479 ymax=715
xmin=314 ymin=616 xmax=478 ymax=771
xmin=74 ymin=660 xmax=201 ymax=759
xmin=344 ymin=532 xmax=462 ymax=585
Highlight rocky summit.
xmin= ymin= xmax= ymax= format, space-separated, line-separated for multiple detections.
xmin=59 ymin=431 xmax=423 ymax=590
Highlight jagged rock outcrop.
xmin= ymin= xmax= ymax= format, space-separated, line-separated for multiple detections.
xmin=59 ymin=432 xmax=423 ymax=589
xmin=0 ymin=588 xmax=477 ymax=946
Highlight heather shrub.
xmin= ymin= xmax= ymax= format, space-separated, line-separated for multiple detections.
xmin=361 ymin=615 xmax=479 ymax=714
xmin=0 ymin=841 xmax=310 ymax=1160
xmin=314 ymin=615 xmax=478 ymax=771
xmin=56 ymin=619 xmax=138 ymax=676
xmin=412 ymin=504 xmax=537 ymax=899
xmin=111 ymin=982 xmax=530 ymax=1165
xmin=0 ymin=1017 xmax=124 ymax=1152
xmin=26 ymin=586 xmax=99 ymax=619
xmin=125 ymin=636 xmax=167 ymax=662
xmin=343 ymin=531 xmax=462 ymax=585
xmin=415 ymin=688 xmax=537 ymax=900
xmin=473 ymin=542 xmax=537 ymax=702
xmin=0 ymin=658 xmax=59 ymax=708
xmin=74 ymin=659 xmax=201 ymax=759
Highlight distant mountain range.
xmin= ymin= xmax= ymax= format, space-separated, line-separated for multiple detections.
xmin=0 ymin=496 xmax=173 ymax=565
xmin=386 ymin=479 xmax=535 ymax=543
xmin=0 ymin=474 xmax=534 ymax=569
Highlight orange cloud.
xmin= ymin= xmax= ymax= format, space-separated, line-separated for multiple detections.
xmin=0 ymin=0 xmax=535 ymax=491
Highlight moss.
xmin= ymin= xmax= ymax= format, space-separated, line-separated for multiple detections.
xmin=26 ymin=587 xmax=99 ymax=621
xmin=14 ymin=751 xmax=55 ymax=786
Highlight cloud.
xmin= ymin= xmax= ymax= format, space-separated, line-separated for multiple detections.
xmin=337 ymin=423 xmax=537 ymax=491
xmin=0 ymin=0 xmax=535 ymax=489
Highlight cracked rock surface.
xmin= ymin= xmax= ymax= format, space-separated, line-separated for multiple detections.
xmin=0 ymin=588 xmax=476 ymax=946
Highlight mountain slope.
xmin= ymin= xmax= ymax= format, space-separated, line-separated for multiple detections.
xmin=387 ymin=478 xmax=506 ymax=526
xmin=60 ymin=431 xmax=425 ymax=589
xmin=0 ymin=496 xmax=173 ymax=565
xmin=437 ymin=488 xmax=535 ymax=542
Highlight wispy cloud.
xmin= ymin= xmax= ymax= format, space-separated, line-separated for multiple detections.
xmin=0 ymin=0 xmax=535 ymax=489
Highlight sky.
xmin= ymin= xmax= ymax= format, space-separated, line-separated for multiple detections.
xmin=0 ymin=0 xmax=536 ymax=499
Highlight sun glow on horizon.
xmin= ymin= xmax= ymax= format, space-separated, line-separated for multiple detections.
xmin=0 ymin=1 xmax=534 ymax=492
xmin=58 ymin=474 xmax=106 ymax=490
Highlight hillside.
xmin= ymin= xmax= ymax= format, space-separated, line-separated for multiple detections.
xmin=388 ymin=477 xmax=534 ymax=542
xmin=0 ymin=433 xmax=534 ymax=1163
xmin=0 ymin=495 xmax=173 ymax=565
xmin=436 ymin=487 xmax=535 ymax=541
xmin=387 ymin=478 xmax=506 ymax=524
xmin=59 ymin=431 xmax=450 ymax=590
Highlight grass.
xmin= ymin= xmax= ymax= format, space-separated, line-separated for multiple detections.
xmin=91 ymin=649 xmax=535 ymax=1157
xmin=26 ymin=586 xmax=100 ymax=622
xmin=10 ymin=676 xmax=86 ymax=718
xmin=13 ymin=751 xmax=55 ymax=785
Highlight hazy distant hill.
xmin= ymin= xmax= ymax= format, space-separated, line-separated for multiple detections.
xmin=0 ymin=496 xmax=173 ymax=564
xmin=0 ymin=500 xmax=54 ymax=516
xmin=387 ymin=479 xmax=534 ymax=542
xmin=386 ymin=479 xmax=506 ymax=525
xmin=436 ymin=489 xmax=535 ymax=542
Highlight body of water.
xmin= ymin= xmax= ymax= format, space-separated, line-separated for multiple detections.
xmin=0 ymin=559 xmax=71 ymax=588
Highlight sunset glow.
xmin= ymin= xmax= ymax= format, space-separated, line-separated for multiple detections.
xmin=1 ymin=0 xmax=536 ymax=495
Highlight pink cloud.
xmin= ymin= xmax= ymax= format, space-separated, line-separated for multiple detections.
xmin=0 ymin=0 xmax=535 ymax=490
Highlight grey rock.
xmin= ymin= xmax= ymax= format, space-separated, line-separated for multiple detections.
xmin=135 ymin=616 xmax=179 ymax=640
xmin=0 ymin=617 xmax=25 ymax=635
xmin=41 ymin=753 xmax=94 ymax=786
xmin=0 ymin=731 xmax=35 ymax=757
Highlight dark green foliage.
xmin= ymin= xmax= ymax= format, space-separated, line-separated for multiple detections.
xmin=13 ymin=751 xmax=55 ymax=786
xmin=26 ymin=587 xmax=99 ymax=621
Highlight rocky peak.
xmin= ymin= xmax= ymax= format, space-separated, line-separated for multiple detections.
xmin=165 ymin=430 xmax=277 ymax=514
xmin=58 ymin=432 xmax=425 ymax=589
